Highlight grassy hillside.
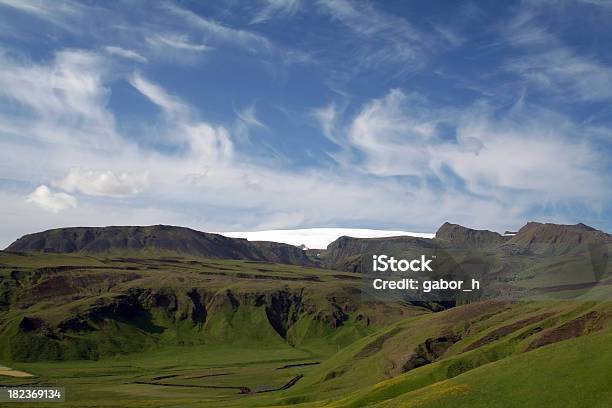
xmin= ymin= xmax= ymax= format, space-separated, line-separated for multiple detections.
xmin=329 ymin=326 xmax=612 ymax=408
xmin=1 ymin=298 xmax=610 ymax=407
xmin=0 ymin=251 xmax=421 ymax=361
xmin=1 ymin=248 xmax=611 ymax=407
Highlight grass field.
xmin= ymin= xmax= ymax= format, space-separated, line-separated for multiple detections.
xmin=1 ymin=251 xmax=611 ymax=407
xmin=1 ymin=345 xmax=320 ymax=407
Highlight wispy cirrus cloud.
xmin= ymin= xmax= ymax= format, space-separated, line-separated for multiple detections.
xmin=502 ymin=2 xmax=612 ymax=102
xmin=317 ymin=0 xmax=430 ymax=69
xmin=251 ymin=0 xmax=302 ymax=24
xmin=128 ymin=72 xmax=188 ymax=118
xmin=312 ymin=103 xmax=339 ymax=143
xmin=162 ymin=2 xmax=311 ymax=64
xmin=0 ymin=0 xmax=610 ymax=249
xmin=232 ymin=104 xmax=266 ymax=145
xmin=506 ymin=47 xmax=612 ymax=102
xmin=236 ymin=105 xmax=265 ymax=129
xmin=347 ymin=89 xmax=436 ymax=176
xmin=163 ymin=3 xmax=273 ymax=53
xmin=433 ymin=25 xmax=466 ymax=47
xmin=0 ymin=0 xmax=84 ymax=31
xmin=104 ymin=46 xmax=148 ymax=63
xmin=146 ymin=33 xmax=211 ymax=53
xmin=0 ymin=47 xmax=528 ymax=248
xmin=129 ymin=72 xmax=233 ymax=161
xmin=0 ymin=49 xmax=118 ymax=148
xmin=317 ymin=88 xmax=608 ymax=204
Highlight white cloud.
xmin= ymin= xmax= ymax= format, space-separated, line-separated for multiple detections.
xmin=128 ymin=72 xmax=188 ymax=117
xmin=25 ymin=185 xmax=77 ymax=213
xmin=164 ymin=3 xmax=273 ymax=53
xmin=577 ymin=0 xmax=612 ymax=7
xmin=321 ymin=89 xmax=607 ymax=206
xmin=312 ymin=103 xmax=338 ymax=142
xmin=251 ymin=0 xmax=301 ymax=24
xmin=163 ymin=3 xmax=310 ymax=64
xmin=503 ymin=8 xmax=552 ymax=47
xmin=435 ymin=109 xmax=605 ymax=200
xmin=104 ymin=46 xmax=147 ymax=63
xmin=506 ymin=48 xmax=612 ymax=102
xmin=129 ymin=72 xmax=233 ymax=161
xmin=237 ymin=105 xmax=265 ymax=128
xmin=183 ymin=122 xmax=234 ymax=160
xmin=348 ymin=89 xmax=436 ymax=176
xmin=0 ymin=0 xmax=83 ymax=31
xmin=502 ymin=3 xmax=612 ymax=102
xmin=56 ymin=168 xmax=150 ymax=197
xmin=317 ymin=0 xmax=428 ymax=68
xmin=0 ymin=49 xmax=119 ymax=148
xmin=146 ymin=33 xmax=210 ymax=52
xmin=233 ymin=105 xmax=265 ymax=145
xmin=433 ymin=25 xmax=466 ymax=47
xmin=0 ymin=43 xmax=607 ymax=251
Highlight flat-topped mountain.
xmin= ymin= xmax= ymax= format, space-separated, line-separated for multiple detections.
xmin=6 ymin=225 xmax=315 ymax=266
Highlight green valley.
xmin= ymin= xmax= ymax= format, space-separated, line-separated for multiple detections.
xmin=0 ymin=223 xmax=610 ymax=407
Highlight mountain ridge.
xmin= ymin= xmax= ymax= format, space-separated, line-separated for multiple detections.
xmin=5 ymin=225 xmax=315 ymax=266
xmin=6 ymin=221 xmax=611 ymax=270
xmin=1 ymin=223 xmax=611 ymax=407
xmin=504 ymin=221 xmax=612 ymax=255
xmin=434 ymin=222 xmax=507 ymax=247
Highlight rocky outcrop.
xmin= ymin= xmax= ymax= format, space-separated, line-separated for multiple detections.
xmin=402 ymin=334 xmax=462 ymax=371
xmin=265 ymin=290 xmax=305 ymax=339
xmin=435 ymin=222 xmax=506 ymax=247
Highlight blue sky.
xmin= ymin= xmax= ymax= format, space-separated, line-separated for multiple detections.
xmin=0 ymin=0 xmax=611 ymax=247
